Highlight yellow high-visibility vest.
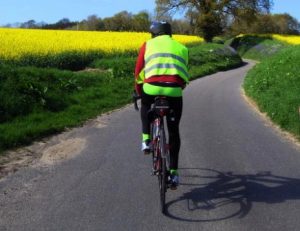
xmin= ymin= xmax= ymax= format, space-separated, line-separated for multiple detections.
xmin=142 ymin=35 xmax=189 ymax=83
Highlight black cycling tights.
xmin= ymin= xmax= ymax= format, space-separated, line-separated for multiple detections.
xmin=141 ymin=92 xmax=183 ymax=170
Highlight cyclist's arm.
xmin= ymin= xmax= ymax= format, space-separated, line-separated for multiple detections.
xmin=134 ymin=42 xmax=146 ymax=96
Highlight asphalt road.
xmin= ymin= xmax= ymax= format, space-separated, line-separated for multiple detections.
xmin=1 ymin=61 xmax=300 ymax=231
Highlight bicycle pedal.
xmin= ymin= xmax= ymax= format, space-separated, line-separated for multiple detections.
xmin=170 ymin=185 xmax=177 ymax=190
xmin=151 ymin=169 xmax=159 ymax=175
xmin=143 ymin=150 xmax=151 ymax=155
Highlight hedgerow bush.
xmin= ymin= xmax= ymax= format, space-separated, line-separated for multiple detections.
xmin=189 ymin=43 xmax=242 ymax=79
xmin=230 ymin=35 xmax=286 ymax=60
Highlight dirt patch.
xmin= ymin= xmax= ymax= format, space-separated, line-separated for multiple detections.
xmin=77 ymin=67 xmax=111 ymax=74
xmin=40 ymin=138 xmax=86 ymax=165
xmin=0 ymin=148 xmax=38 ymax=179
xmin=0 ymin=106 xmax=120 ymax=179
xmin=0 ymin=137 xmax=87 ymax=179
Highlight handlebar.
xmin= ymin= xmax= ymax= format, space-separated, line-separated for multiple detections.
xmin=132 ymin=91 xmax=141 ymax=111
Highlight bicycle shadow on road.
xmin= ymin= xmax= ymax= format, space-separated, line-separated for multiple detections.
xmin=165 ymin=168 xmax=300 ymax=222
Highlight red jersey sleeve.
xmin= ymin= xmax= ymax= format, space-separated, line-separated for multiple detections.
xmin=134 ymin=42 xmax=146 ymax=95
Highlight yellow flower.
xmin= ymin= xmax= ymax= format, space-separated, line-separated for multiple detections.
xmin=0 ymin=28 xmax=203 ymax=63
xmin=236 ymin=33 xmax=300 ymax=45
xmin=271 ymin=34 xmax=300 ymax=45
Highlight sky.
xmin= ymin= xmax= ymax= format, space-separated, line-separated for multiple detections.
xmin=0 ymin=0 xmax=299 ymax=26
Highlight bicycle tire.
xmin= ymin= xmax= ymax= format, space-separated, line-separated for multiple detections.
xmin=158 ymin=124 xmax=167 ymax=213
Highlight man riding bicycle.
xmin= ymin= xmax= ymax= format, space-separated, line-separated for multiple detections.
xmin=134 ymin=21 xmax=189 ymax=188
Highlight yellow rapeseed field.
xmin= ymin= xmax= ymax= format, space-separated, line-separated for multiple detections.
xmin=237 ymin=33 xmax=300 ymax=45
xmin=0 ymin=28 xmax=203 ymax=62
xmin=271 ymin=34 xmax=300 ymax=45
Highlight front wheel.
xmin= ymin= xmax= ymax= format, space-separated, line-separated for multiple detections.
xmin=158 ymin=126 xmax=168 ymax=214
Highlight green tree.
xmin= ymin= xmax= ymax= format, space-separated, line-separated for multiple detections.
xmin=132 ymin=11 xmax=150 ymax=32
xmin=155 ymin=0 xmax=273 ymax=42
xmin=103 ymin=11 xmax=133 ymax=31
xmin=42 ymin=18 xmax=77 ymax=30
xmin=21 ymin=20 xmax=37 ymax=29
xmin=85 ymin=15 xmax=102 ymax=31
xmin=272 ymin=14 xmax=300 ymax=34
xmin=172 ymin=19 xmax=193 ymax=34
xmin=230 ymin=13 xmax=300 ymax=35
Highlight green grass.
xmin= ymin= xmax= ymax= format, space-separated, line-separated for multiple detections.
xmin=243 ymin=42 xmax=300 ymax=140
xmin=0 ymin=43 xmax=243 ymax=154
xmin=0 ymin=66 xmax=132 ymax=152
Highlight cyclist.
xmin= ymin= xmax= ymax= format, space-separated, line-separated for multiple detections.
xmin=134 ymin=21 xmax=189 ymax=189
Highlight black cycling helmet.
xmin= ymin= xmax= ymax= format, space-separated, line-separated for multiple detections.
xmin=149 ymin=21 xmax=172 ymax=38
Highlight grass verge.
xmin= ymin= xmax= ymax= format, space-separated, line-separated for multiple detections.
xmin=241 ymin=38 xmax=300 ymax=140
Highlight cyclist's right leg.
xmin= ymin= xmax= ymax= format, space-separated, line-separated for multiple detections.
xmin=167 ymin=96 xmax=182 ymax=169
xmin=166 ymin=96 xmax=182 ymax=188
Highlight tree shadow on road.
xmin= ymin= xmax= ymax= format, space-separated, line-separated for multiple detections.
xmin=165 ymin=168 xmax=300 ymax=222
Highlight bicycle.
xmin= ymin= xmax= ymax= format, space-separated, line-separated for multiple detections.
xmin=133 ymin=92 xmax=171 ymax=214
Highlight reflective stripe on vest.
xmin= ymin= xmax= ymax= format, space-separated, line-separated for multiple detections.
xmin=144 ymin=35 xmax=189 ymax=83
xmin=144 ymin=63 xmax=189 ymax=79
xmin=145 ymin=53 xmax=186 ymax=65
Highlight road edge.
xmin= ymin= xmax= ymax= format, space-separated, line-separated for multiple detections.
xmin=241 ymin=87 xmax=300 ymax=151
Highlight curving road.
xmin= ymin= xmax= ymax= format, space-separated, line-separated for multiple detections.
xmin=1 ymin=61 xmax=300 ymax=231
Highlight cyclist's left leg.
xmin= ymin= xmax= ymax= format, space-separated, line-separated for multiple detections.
xmin=140 ymin=90 xmax=154 ymax=153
